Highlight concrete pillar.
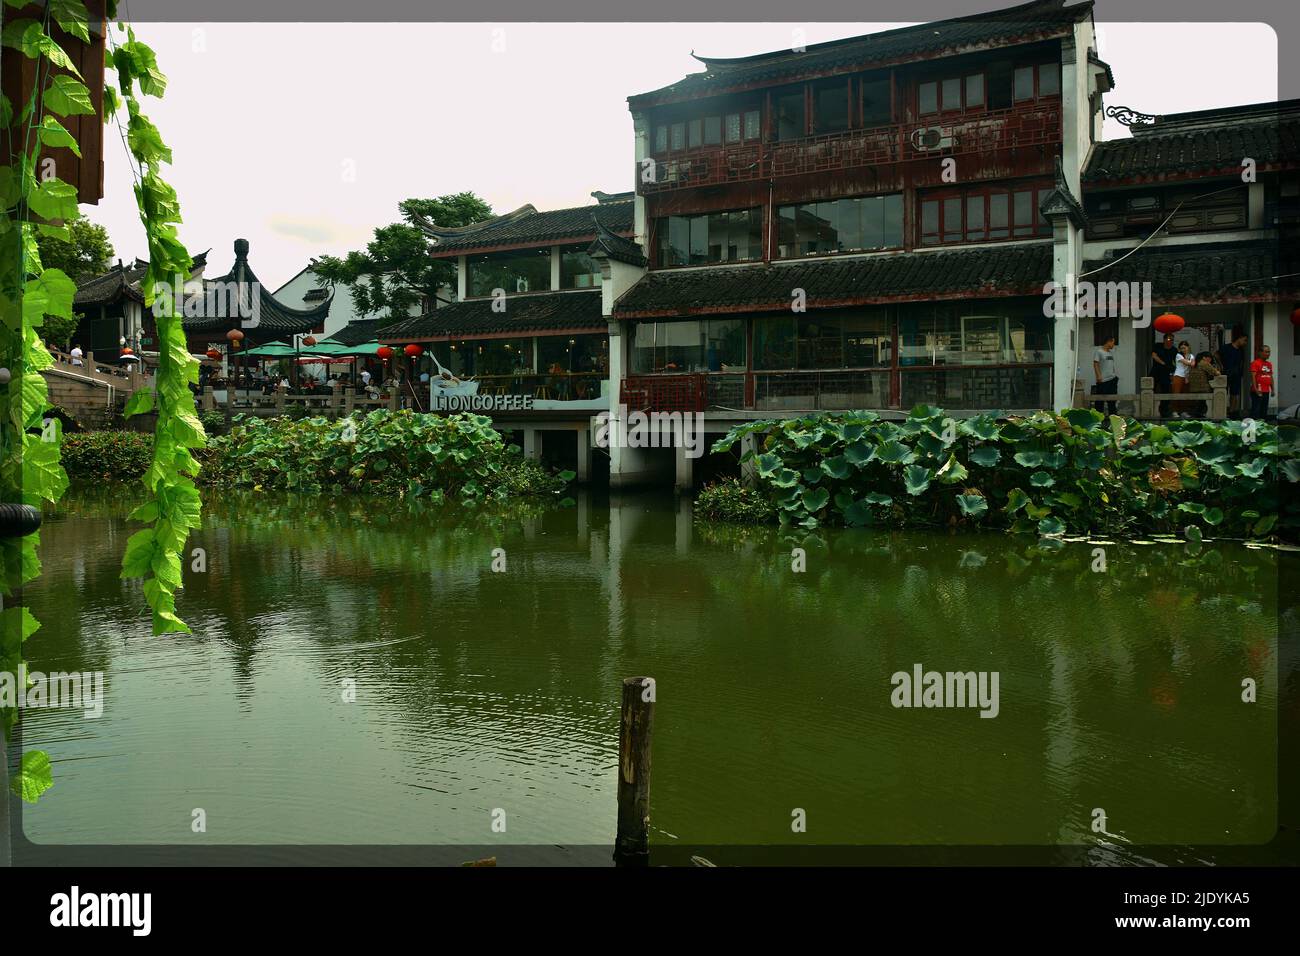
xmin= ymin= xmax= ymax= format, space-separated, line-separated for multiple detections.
xmin=1138 ymin=376 xmax=1155 ymax=419
xmin=1261 ymin=302 xmax=1280 ymax=413
xmin=550 ymin=244 xmax=561 ymax=291
xmin=675 ymin=495 xmax=691 ymax=555
xmin=740 ymin=433 xmax=758 ymax=486
xmin=523 ymin=427 xmax=540 ymax=461
xmin=674 ymin=443 xmax=694 ymax=492
xmin=575 ymin=426 xmax=591 ymax=482
xmin=1210 ymin=375 xmax=1228 ymax=420
xmin=274 ymin=385 xmax=285 ymax=413
xmin=202 ymin=385 xmax=214 ymax=411
xmin=1117 ymin=309 xmax=1138 ymax=397
xmin=456 ymin=256 xmax=467 ymax=301
xmin=331 ymin=380 xmax=342 ymax=414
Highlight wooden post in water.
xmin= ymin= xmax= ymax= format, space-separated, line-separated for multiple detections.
xmin=615 ymin=676 xmax=655 ymax=866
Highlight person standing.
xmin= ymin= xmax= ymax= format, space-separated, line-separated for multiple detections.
xmin=1186 ymin=351 xmax=1215 ymax=419
xmin=1248 ymin=345 xmax=1274 ymax=420
xmin=1172 ymin=341 xmax=1194 ymax=417
xmin=1092 ymin=334 xmax=1119 ymax=415
xmin=1150 ymin=333 xmax=1177 ymax=418
xmin=1218 ymin=329 xmax=1248 ymax=416
xmin=70 ymin=343 xmax=83 ymax=366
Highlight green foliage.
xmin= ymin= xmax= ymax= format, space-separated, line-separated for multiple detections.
xmin=60 ymin=430 xmax=157 ymax=482
xmin=105 ymin=24 xmax=205 ymax=635
xmin=695 ymin=478 xmax=778 ymax=524
xmin=34 ymin=212 xmax=114 ymax=285
xmin=199 ymin=410 xmax=571 ymax=501
xmin=1 ymin=2 xmax=105 ymax=799
xmin=313 ymin=192 xmax=493 ymax=321
xmin=711 ymin=407 xmax=1298 ymax=539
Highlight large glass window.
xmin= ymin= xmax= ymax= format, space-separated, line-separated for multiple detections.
xmin=775 ymin=87 xmax=806 ymax=141
xmin=814 ymin=79 xmax=849 ymax=133
xmin=898 ymin=302 xmax=1052 ymax=366
xmin=539 ymin=333 xmax=608 ymax=375
xmin=919 ymin=184 xmax=1051 ymax=246
xmin=920 ymin=71 xmax=986 ymax=114
xmin=861 ymin=76 xmax=891 ymax=126
xmin=656 ymin=208 xmax=763 ymax=266
xmin=776 ymin=194 xmax=903 ymax=257
xmin=631 ymin=318 xmax=745 ymax=373
xmin=754 ymin=309 xmax=891 ymax=369
xmin=467 ymin=249 xmax=552 ymax=297
xmin=559 ymin=244 xmax=601 ymax=289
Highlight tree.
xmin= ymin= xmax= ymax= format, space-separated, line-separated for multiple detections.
xmin=35 ymin=212 xmax=115 ymax=284
xmin=314 ymin=191 xmax=493 ymax=321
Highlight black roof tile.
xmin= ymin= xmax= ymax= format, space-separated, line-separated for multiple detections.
xmin=629 ymin=0 xmax=1091 ymax=107
xmin=74 ymin=251 xmax=209 ymax=308
xmin=325 ymin=319 xmax=380 ymax=347
xmin=378 ymin=290 xmax=606 ymax=340
xmin=613 ymin=243 xmax=1053 ymax=316
xmin=416 ymin=197 xmax=634 ymax=255
xmin=1084 ymin=101 xmax=1300 ymax=184
xmin=184 ymin=239 xmax=331 ymax=336
xmin=588 ymin=217 xmax=647 ymax=267
xmin=1081 ymin=240 xmax=1292 ymax=301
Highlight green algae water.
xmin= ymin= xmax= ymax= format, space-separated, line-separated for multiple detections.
xmin=12 ymin=489 xmax=1289 ymax=862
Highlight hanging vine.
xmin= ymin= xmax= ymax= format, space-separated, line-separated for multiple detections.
xmin=1 ymin=0 xmax=201 ymax=804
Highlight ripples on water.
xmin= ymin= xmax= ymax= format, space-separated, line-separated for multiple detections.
xmin=13 ymin=488 xmax=1290 ymax=864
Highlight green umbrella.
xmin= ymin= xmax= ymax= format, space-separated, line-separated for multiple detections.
xmin=242 ymin=342 xmax=297 ymax=357
xmin=320 ymin=339 xmax=385 ymax=356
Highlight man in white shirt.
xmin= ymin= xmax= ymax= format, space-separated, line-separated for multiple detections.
xmin=70 ymin=344 xmax=83 ymax=366
xmin=1092 ymin=334 xmax=1119 ymax=415
xmin=360 ymin=369 xmax=371 ymax=387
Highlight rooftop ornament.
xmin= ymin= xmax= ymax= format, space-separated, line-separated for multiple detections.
xmin=1105 ymin=105 xmax=1158 ymax=127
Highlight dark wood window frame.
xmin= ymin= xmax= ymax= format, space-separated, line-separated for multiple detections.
xmin=1013 ymin=61 xmax=1062 ymax=104
xmin=654 ymin=107 xmax=762 ymax=156
xmin=917 ymin=70 xmax=988 ymax=118
xmin=919 ymin=182 xmax=1053 ymax=247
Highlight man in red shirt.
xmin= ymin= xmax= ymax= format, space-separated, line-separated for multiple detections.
xmin=1249 ymin=345 xmax=1273 ymax=419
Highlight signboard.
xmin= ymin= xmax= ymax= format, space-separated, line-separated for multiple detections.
xmin=430 ymin=393 xmax=536 ymax=412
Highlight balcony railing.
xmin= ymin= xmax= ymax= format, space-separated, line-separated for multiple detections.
xmin=638 ymin=104 xmax=1062 ymax=195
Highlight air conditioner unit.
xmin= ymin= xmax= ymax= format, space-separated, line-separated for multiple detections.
xmin=910 ymin=126 xmax=953 ymax=151
xmin=516 ymin=277 xmax=530 ymax=293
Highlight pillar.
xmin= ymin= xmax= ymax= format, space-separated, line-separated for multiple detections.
xmin=576 ymin=426 xmax=591 ymax=482
xmin=674 ymin=443 xmax=693 ymax=492
xmin=523 ymin=427 xmax=540 ymax=461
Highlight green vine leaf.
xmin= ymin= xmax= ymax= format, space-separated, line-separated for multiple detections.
xmin=22 ymin=267 xmax=76 ymax=327
xmin=37 ymin=115 xmax=82 ymax=156
xmin=11 ymin=750 xmax=54 ymax=803
xmin=43 ymin=74 xmax=96 ymax=117
xmin=123 ymin=387 xmax=156 ymax=418
xmin=27 ymin=179 xmax=79 ymax=222
xmin=50 ymin=0 xmax=92 ymax=43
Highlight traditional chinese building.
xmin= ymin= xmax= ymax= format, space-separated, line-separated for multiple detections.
xmin=377 ymin=192 xmax=635 ymax=474
xmin=1079 ymin=99 xmax=1299 ymax=409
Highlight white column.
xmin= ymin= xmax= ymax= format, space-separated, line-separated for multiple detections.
xmin=523 ymin=427 xmax=540 ymax=461
xmin=1261 ymin=302 xmax=1281 ymax=412
xmin=550 ymin=244 xmax=561 ymax=291
xmin=456 ymin=256 xmax=467 ymax=301
xmin=674 ymin=443 xmax=694 ymax=491
xmin=576 ymin=426 xmax=590 ymax=482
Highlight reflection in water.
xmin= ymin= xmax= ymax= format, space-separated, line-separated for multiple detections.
xmin=14 ymin=488 xmax=1287 ymax=861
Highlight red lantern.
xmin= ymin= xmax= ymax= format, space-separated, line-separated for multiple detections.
xmin=205 ymin=348 xmax=221 ymax=360
xmin=1153 ymin=313 xmax=1185 ymax=335
xmin=226 ymin=328 xmax=244 ymax=343
xmin=377 ymin=346 xmax=394 ymax=360
xmin=1290 ymin=306 xmax=1300 ymax=326
xmin=404 ymin=344 xmax=423 ymax=357
xmin=303 ymin=335 xmax=317 ymax=346
xmin=121 ymin=347 xmax=133 ymax=355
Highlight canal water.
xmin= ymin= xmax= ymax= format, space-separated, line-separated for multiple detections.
xmin=13 ymin=489 xmax=1290 ymax=863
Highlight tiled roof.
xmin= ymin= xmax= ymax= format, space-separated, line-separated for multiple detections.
xmin=184 ymin=240 xmax=331 ymax=336
xmin=378 ymin=290 xmax=606 ymax=340
xmin=588 ymin=217 xmax=647 ymax=267
xmin=628 ymin=0 xmax=1092 ymax=107
xmin=613 ymin=243 xmax=1053 ymax=316
xmin=74 ymin=251 xmax=209 ymax=308
xmin=1084 ymin=100 xmax=1300 ymax=183
xmin=415 ymin=197 xmax=635 ymax=255
xmin=325 ymin=319 xmax=380 ymax=346
xmin=1081 ymin=240 xmax=1293 ymax=301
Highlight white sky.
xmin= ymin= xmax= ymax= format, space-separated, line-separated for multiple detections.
xmin=92 ymin=22 xmax=1279 ymax=289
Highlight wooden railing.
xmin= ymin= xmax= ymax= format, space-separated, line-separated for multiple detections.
xmin=199 ymin=382 xmax=398 ymax=418
xmin=638 ymin=104 xmax=1062 ymax=195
